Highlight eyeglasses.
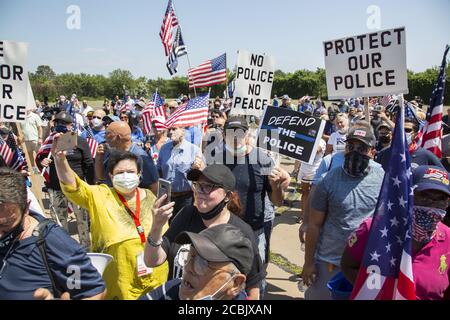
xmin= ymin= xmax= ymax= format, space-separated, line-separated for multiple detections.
xmin=192 ymin=182 xmax=220 ymax=194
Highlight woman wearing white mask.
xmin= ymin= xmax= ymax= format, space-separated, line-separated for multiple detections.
xmin=51 ymin=134 xmax=170 ymax=300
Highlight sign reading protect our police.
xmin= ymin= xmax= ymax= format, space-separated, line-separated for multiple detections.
xmin=231 ymin=50 xmax=275 ymax=117
xmin=0 ymin=40 xmax=29 ymax=122
xmin=257 ymin=106 xmax=326 ymax=164
xmin=323 ymin=27 xmax=408 ymax=99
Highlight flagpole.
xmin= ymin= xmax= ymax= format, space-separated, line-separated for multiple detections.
xmin=364 ymin=96 xmax=370 ymax=123
xmin=171 ymin=0 xmax=197 ymax=97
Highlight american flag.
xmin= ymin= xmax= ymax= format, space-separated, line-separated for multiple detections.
xmin=188 ymin=54 xmax=227 ymax=89
xmin=143 ymin=93 xmax=167 ymax=133
xmin=35 ymin=133 xmax=56 ymax=184
xmin=0 ymin=136 xmax=13 ymax=167
xmin=417 ymin=45 xmax=448 ymax=158
xmin=5 ymin=131 xmax=26 ymax=171
xmin=351 ymin=103 xmax=415 ymax=300
xmin=165 ymin=93 xmax=209 ymax=128
xmin=380 ymin=95 xmax=393 ymax=108
xmin=120 ymin=103 xmax=132 ymax=114
xmin=159 ymin=0 xmax=178 ymax=56
xmin=83 ymin=126 xmax=99 ymax=158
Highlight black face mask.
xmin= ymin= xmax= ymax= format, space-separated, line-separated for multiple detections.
xmin=378 ymin=135 xmax=391 ymax=145
xmin=53 ymin=125 xmax=68 ymax=133
xmin=0 ymin=217 xmax=24 ymax=253
xmin=343 ymin=151 xmax=371 ymax=177
xmin=194 ymin=197 xmax=229 ymax=221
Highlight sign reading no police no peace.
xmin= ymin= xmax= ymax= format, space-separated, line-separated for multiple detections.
xmin=0 ymin=40 xmax=29 ymax=122
xmin=257 ymin=106 xmax=326 ymax=164
xmin=324 ymin=27 xmax=408 ymax=99
xmin=231 ymin=50 xmax=275 ymax=117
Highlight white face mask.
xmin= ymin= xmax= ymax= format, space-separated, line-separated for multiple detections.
xmin=112 ymin=172 xmax=140 ymax=194
xmin=196 ymin=274 xmax=237 ymax=300
xmin=92 ymin=118 xmax=103 ymax=129
xmin=225 ymin=144 xmax=247 ymax=157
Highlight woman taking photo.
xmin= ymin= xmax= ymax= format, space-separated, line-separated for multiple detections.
xmin=51 ymin=133 xmax=169 ymax=300
xmin=144 ymin=164 xmax=264 ymax=300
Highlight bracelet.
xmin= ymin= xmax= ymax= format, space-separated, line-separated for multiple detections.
xmin=147 ymin=235 xmax=163 ymax=247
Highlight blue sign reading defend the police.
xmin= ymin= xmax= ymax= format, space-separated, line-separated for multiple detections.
xmin=257 ymin=106 xmax=326 ymax=164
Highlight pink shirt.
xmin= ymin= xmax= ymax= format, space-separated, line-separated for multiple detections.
xmin=347 ymin=218 xmax=450 ymax=300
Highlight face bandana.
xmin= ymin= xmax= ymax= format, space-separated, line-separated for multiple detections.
xmin=343 ymin=151 xmax=371 ymax=177
xmin=194 ymin=197 xmax=228 ymax=221
xmin=112 ymin=172 xmax=140 ymax=194
xmin=412 ymin=205 xmax=446 ymax=244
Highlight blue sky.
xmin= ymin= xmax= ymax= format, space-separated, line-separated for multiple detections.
xmin=1 ymin=0 xmax=449 ymax=79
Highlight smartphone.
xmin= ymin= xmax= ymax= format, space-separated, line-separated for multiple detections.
xmin=157 ymin=179 xmax=172 ymax=205
xmin=56 ymin=131 xmax=77 ymax=152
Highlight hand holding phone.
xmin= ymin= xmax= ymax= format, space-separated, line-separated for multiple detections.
xmin=55 ymin=132 xmax=77 ymax=153
xmin=157 ymin=179 xmax=172 ymax=206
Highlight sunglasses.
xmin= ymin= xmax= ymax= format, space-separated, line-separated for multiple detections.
xmin=192 ymin=182 xmax=220 ymax=194
xmin=92 ymin=116 xmax=102 ymax=119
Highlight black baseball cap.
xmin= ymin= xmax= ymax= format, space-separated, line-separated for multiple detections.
xmin=412 ymin=165 xmax=450 ymax=196
xmin=54 ymin=111 xmax=73 ymax=124
xmin=174 ymin=224 xmax=254 ymax=275
xmin=345 ymin=125 xmax=376 ymax=147
xmin=224 ymin=116 xmax=248 ymax=131
xmin=187 ymin=164 xmax=236 ymax=191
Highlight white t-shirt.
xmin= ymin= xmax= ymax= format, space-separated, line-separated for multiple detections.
xmin=327 ymin=131 xmax=347 ymax=154
xmin=299 ymin=139 xmax=326 ymax=180
xmin=22 ymin=112 xmax=43 ymax=141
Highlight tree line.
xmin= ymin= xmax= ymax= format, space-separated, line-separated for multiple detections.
xmin=30 ymin=65 xmax=450 ymax=104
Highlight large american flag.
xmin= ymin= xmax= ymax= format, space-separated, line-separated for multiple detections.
xmin=142 ymin=93 xmax=167 ymax=133
xmin=188 ymin=54 xmax=227 ymax=89
xmin=165 ymin=93 xmax=209 ymax=128
xmin=83 ymin=126 xmax=99 ymax=158
xmin=351 ymin=103 xmax=415 ymax=300
xmin=417 ymin=45 xmax=448 ymax=158
xmin=159 ymin=0 xmax=178 ymax=56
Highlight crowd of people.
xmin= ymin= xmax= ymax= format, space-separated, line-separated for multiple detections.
xmin=0 ymin=91 xmax=449 ymax=300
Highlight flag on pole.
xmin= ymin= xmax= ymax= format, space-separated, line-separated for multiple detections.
xmin=380 ymin=95 xmax=393 ymax=108
xmin=350 ymin=102 xmax=416 ymax=300
xmin=417 ymin=45 xmax=448 ymax=158
xmin=35 ymin=133 xmax=56 ymax=184
xmin=83 ymin=126 xmax=99 ymax=158
xmin=159 ymin=0 xmax=178 ymax=56
xmin=0 ymin=136 xmax=14 ymax=167
xmin=188 ymin=54 xmax=227 ymax=89
xmin=143 ymin=93 xmax=167 ymax=133
xmin=5 ymin=131 xmax=26 ymax=171
xmin=166 ymin=27 xmax=188 ymax=75
xmin=165 ymin=93 xmax=209 ymax=128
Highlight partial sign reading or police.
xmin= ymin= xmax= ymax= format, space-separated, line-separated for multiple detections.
xmin=324 ymin=27 xmax=408 ymax=99
xmin=231 ymin=50 xmax=275 ymax=117
xmin=0 ymin=40 xmax=29 ymax=122
xmin=257 ymin=106 xmax=326 ymax=164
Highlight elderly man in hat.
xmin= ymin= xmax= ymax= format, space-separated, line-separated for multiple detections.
xmin=140 ymin=224 xmax=252 ymax=300
xmin=280 ymin=94 xmax=292 ymax=110
xmin=36 ymin=111 xmax=95 ymax=249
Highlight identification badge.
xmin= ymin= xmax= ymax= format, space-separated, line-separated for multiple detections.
xmin=137 ymin=252 xmax=153 ymax=277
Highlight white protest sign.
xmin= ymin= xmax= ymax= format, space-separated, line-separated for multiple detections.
xmin=0 ymin=40 xmax=29 ymax=122
xmin=324 ymin=27 xmax=408 ymax=99
xmin=231 ymin=50 xmax=275 ymax=117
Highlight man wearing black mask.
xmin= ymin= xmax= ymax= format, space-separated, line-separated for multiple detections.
xmin=302 ymin=124 xmax=384 ymax=300
xmin=375 ymin=122 xmax=392 ymax=153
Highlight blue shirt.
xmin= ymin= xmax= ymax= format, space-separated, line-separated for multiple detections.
xmin=184 ymin=125 xmax=202 ymax=147
xmin=272 ymin=98 xmax=279 ymax=107
xmin=157 ymin=140 xmax=200 ymax=192
xmin=104 ymin=143 xmax=159 ymax=188
xmin=376 ymin=146 xmax=444 ymax=171
xmin=80 ymin=128 xmax=106 ymax=144
xmin=139 ymin=278 xmax=247 ymax=300
xmin=0 ymin=212 xmax=105 ymax=300
xmin=299 ymin=103 xmax=313 ymax=114
xmin=131 ymin=126 xmax=145 ymax=145
xmin=311 ymin=164 xmax=384 ymax=265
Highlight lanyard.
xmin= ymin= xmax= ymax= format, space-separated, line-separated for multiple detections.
xmin=116 ymin=190 xmax=146 ymax=244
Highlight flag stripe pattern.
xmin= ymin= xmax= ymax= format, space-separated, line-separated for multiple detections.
xmin=83 ymin=126 xmax=99 ymax=158
xmin=164 ymin=93 xmax=209 ymax=128
xmin=380 ymin=95 xmax=393 ymax=107
xmin=0 ymin=137 xmax=14 ymax=166
xmin=188 ymin=54 xmax=227 ymax=88
xmin=351 ymin=103 xmax=416 ymax=300
xmin=6 ymin=131 xmax=26 ymax=171
xmin=159 ymin=0 xmax=178 ymax=56
xmin=36 ymin=133 xmax=56 ymax=184
xmin=419 ymin=45 xmax=448 ymax=158
xmin=143 ymin=93 xmax=167 ymax=133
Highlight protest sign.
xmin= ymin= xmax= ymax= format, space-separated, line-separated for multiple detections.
xmin=257 ymin=106 xmax=325 ymax=164
xmin=0 ymin=40 xmax=29 ymax=122
xmin=231 ymin=50 xmax=275 ymax=117
xmin=324 ymin=27 xmax=408 ymax=99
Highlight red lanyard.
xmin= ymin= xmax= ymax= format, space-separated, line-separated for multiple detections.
xmin=116 ymin=190 xmax=146 ymax=244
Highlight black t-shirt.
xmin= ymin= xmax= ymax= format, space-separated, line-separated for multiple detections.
xmin=205 ymin=148 xmax=274 ymax=230
xmin=376 ymin=146 xmax=445 ymax=171
xmin=161 ymin=205 xmax=263 ymax=289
